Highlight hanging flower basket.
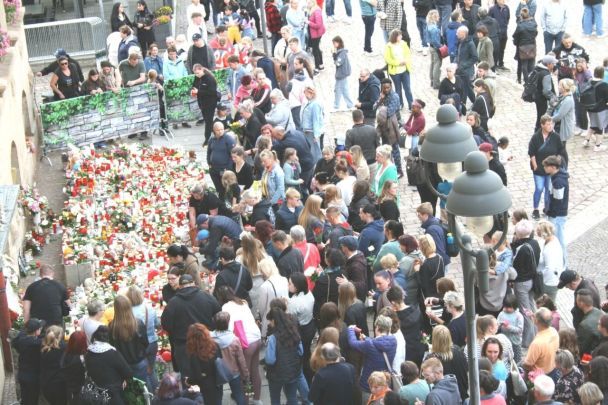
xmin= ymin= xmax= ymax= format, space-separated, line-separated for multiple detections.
xmin=4 ymin=0 xmax=23 ymax=25
xmin=0 ymin=29 xmax=10 ymax=61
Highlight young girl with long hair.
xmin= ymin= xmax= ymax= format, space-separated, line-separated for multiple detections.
xmin=298 ymin=194 xmax=326 ymax=243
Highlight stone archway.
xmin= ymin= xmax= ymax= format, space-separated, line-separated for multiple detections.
xmin=11 ymin=141 xmax=21 ymax=185
xmin=22 ymin=91 xmax=34 ymax=138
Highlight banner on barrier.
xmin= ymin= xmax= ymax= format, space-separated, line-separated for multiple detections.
xmin=164 ymin=69 xmax=229 ymax=123
xmin=40 ymin=84 xmax=161 ymax=151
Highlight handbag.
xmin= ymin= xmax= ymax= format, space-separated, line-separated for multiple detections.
xmin=405 ymin=155 xmax=426 ymax=186
xmin=233 ymin=320 xmax=249 ymax=349
xmin=438 ymin=45 xmax=449 ymax=59
xmin=518 ymin=44 xmax=536 ymax=60
xmin=80 ymin=377 xmax=111 ymax=405
xmin=510 ymin=359 xmax=528 ymax=397
xmin=382 ymin=352 xmax=403 ymax=391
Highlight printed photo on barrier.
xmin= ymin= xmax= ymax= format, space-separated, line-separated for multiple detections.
xmin=40 ymin=84 xmax=161 ymax=151
xmin=164 ymin=68 xmax=229 ymax=123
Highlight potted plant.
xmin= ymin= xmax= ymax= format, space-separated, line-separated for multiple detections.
xmin=152 ymin=5 xmax=173 ymax=47
xmin=4 ymin=0 xmax=22 ymax=25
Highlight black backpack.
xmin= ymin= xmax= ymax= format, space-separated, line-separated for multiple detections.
xmin=521 ymin=68 xmax=541 ymax=103
xmin=580 ymin=81 xmax=601 ymax=110
xmin=433 ymin=222 xmax=460 ymax=258
xmin=478 ymin=131 xmax=499 ymax=152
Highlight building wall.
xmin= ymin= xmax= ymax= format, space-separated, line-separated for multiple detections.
xmin=0 ymin=2 xmax=40 ymax=393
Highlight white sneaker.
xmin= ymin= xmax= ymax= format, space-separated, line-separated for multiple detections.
xmin=574 ymin=127 xmax=583 ymax=135
xmin=583 ymin=139 xmax=591 ymax=148
xmin=422 ymin=47 xmax=428 ymax=56
xmin=594 ymin=144 xmax=607 ymax=152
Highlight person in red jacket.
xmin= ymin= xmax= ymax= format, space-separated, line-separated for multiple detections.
xmin=265 ymin=0 xmax=282 ymax=50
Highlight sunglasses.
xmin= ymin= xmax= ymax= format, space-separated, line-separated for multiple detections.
xmin=60 ymin=62 xmax=68 ymax=66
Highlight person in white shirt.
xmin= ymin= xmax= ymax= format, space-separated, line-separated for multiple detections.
xmin=106 ymin=31 xmax=123 ymax=67
xmin=335 ymin=162 xmax=357 ymax=206
xmin=273 ymin=26 xmax=293 ymax=63
xmin=79 ymin=300 xmax=105 ymax=344
xmin=187 ymin=12 xmax=208 ymax=45
xmin=186 ymin=0 xmax=206 ymax=21
xmin=536 ymin=221 xmax=564 ymax=302
xmin=288 ymin=272 xmax=317 ymax=385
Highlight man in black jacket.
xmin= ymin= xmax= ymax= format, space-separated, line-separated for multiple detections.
xmin=187 ymin=33 xmax=215 ymax=72
xmin=345 ymin=109 xmax=380 ymax=165
xmin=197 ymin=214 xmax=242 ymax=269
xmin=456 ymin=26 xmax=478 ymax=105
xmin=271 ymin=230 xmax=304 ymax=278
xmin=557 ymin=270 xmax=601 ymax=328
xmin=476 ymin=8 xmax=499 ymax=57
xmin=161 ymin=274 xmax=221 ymax=374
xmin=355 ymin=69 xmax=381 ymax=124
xmin=213 ymin=246 xmax=253 ymax=304
xmin=460 ymin=0 xmax=480 ymax=36
xmin=480 ymin=142 xmax=507 ymax=186
xmin=271 ymin=126 xmax=315 ymax=186
xmin=13 ymin=319 xmax=44 ymax=405
xmin=337 ymin=236 xmax=368 ymax=302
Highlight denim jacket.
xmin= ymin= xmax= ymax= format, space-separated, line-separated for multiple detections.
xmin=263 ymin=164 xmax=286 ymax=204
xmin=300 ymin=100 xmax=324 ymax=138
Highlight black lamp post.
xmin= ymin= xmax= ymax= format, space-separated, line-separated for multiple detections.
xmin=419 ymin=105 xmax=512 ymax=405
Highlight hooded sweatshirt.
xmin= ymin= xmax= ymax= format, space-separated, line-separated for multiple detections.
xmin=211 ymin=330 xmax=249 ymax=378
xmin=333 ymin=48 xmax=352 ymax=80
xmin=421 ymin=216 xmax=450 ymax=265
xmin=547 ymin=168 xmax=569 ymax=217
xmin=426 ymin=374 xmax=462 ymax=405
xmin=358 ymin=219 xmax=385 ymax=259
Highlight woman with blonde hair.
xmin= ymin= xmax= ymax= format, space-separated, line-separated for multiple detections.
xmin=372 ymin=144 xmax=398 ymax=197
xmin=125 ymin=285 xmax=159 ymax=391
xmin=551 ymin=78 xmax=577 ymax=147
xmin=260 ymin=149 xmax=285 ymax=208
xmin=237 ymin=232 xmax=273 ymax=313
xmin=367 ymin=371 xmax=391 ymax=405
xmin=378 ymin=180 xmax=400 ymax=222
xmin=310 ymin=326 xmax=340 ymax=372
xmin=338 ymin=282 xmax=369 ymax=337
xmin=298 ymin=194 xmax=326 ymax=243
xmin=425 ymin=325 xmax=469 ymax=400
xmin=349 ymin=145 xmax=370 ymax=182
xmin=536 ymin=220 xmax=564 ymax=301
xmin=384 ymin=29 xmax=413 ymax=110
xmin=418 ymin=234 xmax=445 ymax=302
xmin=108 ymin=295 xmax=149 ymax=387
xmin=257 ymin=259 xmax=289 ymax=337
xmin=40 ymin=325 xmax=67 ymax=405
xmin=324 ymin=184 xmax=348 ymax=218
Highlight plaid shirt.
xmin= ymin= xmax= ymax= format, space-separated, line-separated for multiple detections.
xmin=375 ymin=90 xmax=401 ymax=118
xmin=265 ymin=2 xmax=282 ymax=33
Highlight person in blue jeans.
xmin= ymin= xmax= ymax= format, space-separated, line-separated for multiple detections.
xmin=383 ymin=29 xmax=414 ymax=110
xmin=540 ymin=0 xmax=567 ymax=53
xmin=527 ymin=115 xmax=567 ymax=220
xmin=359 ymin=0 xmax=377 ymax=54
xmin=542 ymin=155 xmax=569 ymax=266
xmin=332 ymin=36 xmax=355 ymax=111
xmin=413 ymin=0 xmax=432 ymax=51
xmin=326 ymin=0 xmax=352 ymax=23
xmin=583 ymin=0 xmax=604 ymax=37
xmin=265 ymin=306 xmax=308 ymax=405
xmin=435 ymin=0 xmax=453 ymax=35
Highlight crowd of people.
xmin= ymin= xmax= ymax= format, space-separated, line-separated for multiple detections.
xmin=22 ymin=0 xmax=608 ymax=404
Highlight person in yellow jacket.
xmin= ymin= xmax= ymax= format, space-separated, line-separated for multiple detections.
xmin=383 ymin=29 xmax=414 ymax=110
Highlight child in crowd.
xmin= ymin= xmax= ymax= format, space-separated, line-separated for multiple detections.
xmin=426 ymin=10 xmax=442 ymax=89
xmin=240 ymin=10 xmax=255 ymax=39
xmin=497 ymin=294 xmax=524 ymax=363
xmin=367 ymin=371 xmax=391 ymax=405
xmin=213 ymin=104 xmax=233 ymax=128
xmin=283 ymin=147 xmax=303 ymax=191
xmin=220 ymin=1 xmax=242 ymax=44
xmin=490 ymin=231 xmax=513 ymax=275
xmin=331 ymin=36 xmax=354 ymax=112
xmin=497 ymin=136 xmax=513 ymax=165
xmin=536 ymin=294 xmax=561 ymax=331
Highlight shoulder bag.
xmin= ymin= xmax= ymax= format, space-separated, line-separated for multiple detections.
xmin=510 ymin=359 xmax=528 ymax=397
xmin=382 ymin=351 xmax=403 ymax=391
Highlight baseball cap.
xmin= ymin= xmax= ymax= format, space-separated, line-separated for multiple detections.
xmin=479 ymin=142 xmax=493 ymax=153
xmin=338 ymin=235 xmax=358 ymax=251
xmin=179 ymin=274 xmax=194 ymax=286
xmin=558 ymin=270 xmax=577 ymax=289
xmin=25 ymin=318 xmax=45 ymax=333
xmin=196 ymin=229 xmax=210 ymax=241
xmin=54 ymin=48 xmax=67 ymax=58
xmin=196 ymin=214 xmax=209 ymax=225
xmin=192 ymin=33 xmax=202 ymax=41
xmin=542 ymin=55 xmax=558 ymax=66
xmin=217 ymin=104 xmax=229 ymax=111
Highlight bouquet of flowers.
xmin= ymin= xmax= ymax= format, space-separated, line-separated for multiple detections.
xmin=153 ymin=6 xmax=173 ymax=25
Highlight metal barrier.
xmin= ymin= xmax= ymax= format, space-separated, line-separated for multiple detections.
xmin=24 ymin=17 xmax=107 ymax=65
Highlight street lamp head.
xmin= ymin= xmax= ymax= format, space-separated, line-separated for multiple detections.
xmin=446 ymin=151 xmax=512 ymax=234
xmin=419 ymin=105 xmax=478 ymax=181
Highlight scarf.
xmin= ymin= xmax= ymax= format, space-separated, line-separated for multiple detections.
xmin=88 ymin=341 xmax=116 ymax=354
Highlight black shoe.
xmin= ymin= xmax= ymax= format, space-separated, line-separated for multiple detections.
xmin=128 ymin=134 xmax=137 ymax=139
xmin=172 ymin=123 xmax=179 ymax=130
xmin=182 ymin=122 xmax=192 ymax=128
xmin=196 ymin=119 xmax=205 ymax=126
xmin=532 ymin=209 xmax=540 ymax=220
xmin=138 ymin=132 xmax=149 ymax=140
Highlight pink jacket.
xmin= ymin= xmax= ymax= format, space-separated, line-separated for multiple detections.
xmin=307 ymin=9 xmax=326 ymax=39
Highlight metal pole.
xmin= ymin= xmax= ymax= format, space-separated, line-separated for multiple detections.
xmin=461 ymin=233 xmax=480 ymax=405
xmin=258 ymin=1 xmax=269 ymax=55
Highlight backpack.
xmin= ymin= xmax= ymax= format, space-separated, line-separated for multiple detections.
xmin=580 ymin=81 xmax=601 ymax=111
xmin=432 ymin=222 xmax=460 ymax=258
xmin=479 ymin=131 xmax=499 ymax=152
xmin=521 ymin=68 xmax=540 ymax=103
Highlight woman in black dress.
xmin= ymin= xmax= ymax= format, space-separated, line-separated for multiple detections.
xmin=61 ymin=331 xmax=87 ymax=405
xmin=471 ymin=79 xmax=495 ymax=131
xmin=438 ymin=64 xmax=466 ymax=114
xmin=192 ymin=65 xmax=219 ymax=145
xmin=110 ymin=2 xmax=132 ymax=32
xmin=231 ymin=146 xmax=254 ymax=189
xmin=40 ymin=326 xmax=67 ymax=405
